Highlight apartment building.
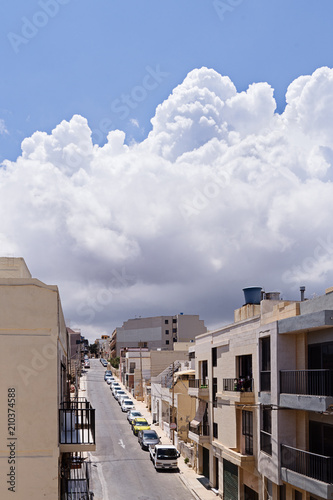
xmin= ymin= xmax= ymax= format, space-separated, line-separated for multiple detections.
xmin=110 ymin=313 xmax=206 ymax=357
xmin=121 ymin=345 xmax=191 ymax=400
xmin=189 ymin=287 xmax=333 ymax=500
xmin=0 ymin=258 xmax=96 ymax=499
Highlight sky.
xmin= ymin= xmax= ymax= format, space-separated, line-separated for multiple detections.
xmin=1 ymin=1 xmax=333 ymax=342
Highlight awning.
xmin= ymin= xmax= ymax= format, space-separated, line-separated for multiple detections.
xmin=190 ymin=400 xmax=206 ymax=428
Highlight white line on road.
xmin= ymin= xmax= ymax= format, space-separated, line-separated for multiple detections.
xmin=119 ymin=439 xmax=125 ymax=449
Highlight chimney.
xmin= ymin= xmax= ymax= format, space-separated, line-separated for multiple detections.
xmin=300 ymin=286 xmax=305 ymax=301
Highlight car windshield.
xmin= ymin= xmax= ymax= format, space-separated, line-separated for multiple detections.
xmin=143 ymin=432 xmax=158 ymax=439
xmin=123 ymin=401 xmax=133 ymax=405
xmin=135 ymin=421 xmax=148 ymax=426
xmin=157 ymin=449 xmax=178 ymax=459
xmin=130 ymin=412 xmax=141 ymax=418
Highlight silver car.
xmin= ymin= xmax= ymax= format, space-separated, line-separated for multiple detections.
xmin=137 ymin=429 xmax=160 ymax=450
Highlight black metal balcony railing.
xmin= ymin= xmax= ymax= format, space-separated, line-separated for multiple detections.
xmin=59 ymin=398 xmax=96 ymax=445
xmin=188 ymin=379 xmax=209 ymax=389
xmin=61 ymin=455 xmax=92 ymax=499
xmin=260 ymin=430 xmax=272 ymax=455
xmin=223 ymin=377 xmax=253 ymax=392
xmin=280 ymin=370 xmax=333 ymax=397
xmin=281 ymin=444 xmax=333 ymax=485
xmin=260 ymin=371 xmax=271 ymax=392
xmin=189 ymin=423 xmax=210 ymax=436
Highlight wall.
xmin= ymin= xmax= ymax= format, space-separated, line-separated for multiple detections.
xmin=0 ymin=270 xmax=67 ymax=499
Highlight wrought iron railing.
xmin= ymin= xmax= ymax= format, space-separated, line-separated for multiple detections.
xmin=280 ymin=370 xmax=333 ymax=396
xmin=189 ymin=423 xmax=210 ymax=436
xmin=59 ymin=398 xmax=95 ymax=445
xmin=223 ymin=377 xmax=253 ymax=392
xmin=281 ymin=444 xmax=333 ymax=484
xmin=188 ymin=379 xmax=209 ymax=389
xmin=61 ymin=455 xmax=93 ymax=499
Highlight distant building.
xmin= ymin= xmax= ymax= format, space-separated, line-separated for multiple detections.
xmin=111 ymin=313 xmax=206 ymax=357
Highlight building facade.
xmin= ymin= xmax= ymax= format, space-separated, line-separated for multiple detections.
xmin=110 ymin=314 xmax=206 ymax=357
xmin=189 ymin=288 xmax=333 ymax=500
xmin=0 ymin=258 xmax=96 ymax=499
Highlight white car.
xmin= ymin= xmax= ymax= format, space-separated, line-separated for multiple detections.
xmin=127 ymin=410 xmax=143 ymax=424
xmin=114 ymin=389 xmax=126 ymax=401
xmin=121 ymin=399 xmax=135 ymax=412
xmin=111 ymin=383 xmax=121 ymax=394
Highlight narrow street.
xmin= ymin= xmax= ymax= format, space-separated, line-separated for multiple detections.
xmin=84 ymin=359 xmax=195 ymax=500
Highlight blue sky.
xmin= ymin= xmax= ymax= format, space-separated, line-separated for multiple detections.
xmin=2 ymin=1 xmax=333 ymax=340
xmin=1 ymin=0 xmax=333 ymax=163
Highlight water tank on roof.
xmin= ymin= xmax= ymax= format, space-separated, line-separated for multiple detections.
xmin=265 ymin=292 xmax=280 ymax=301
xmin=243 ymin=286 xmax=262 ymax=305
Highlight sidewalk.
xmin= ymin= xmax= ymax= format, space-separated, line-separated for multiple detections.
xmin=113 ymin=377 xmax=219 ymax=500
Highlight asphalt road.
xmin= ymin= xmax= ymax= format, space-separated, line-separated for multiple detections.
xmin=85 ymin=359 xmax=195 ymax=500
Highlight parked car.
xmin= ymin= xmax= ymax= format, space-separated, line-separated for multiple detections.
xmin=111 ymin=383 xmax=121 ymax=394
xmin=114 ymin=389 xmax=126 ymax=401
xmin=127 ymin=410 xmax=143 ymax=424
xmin=120 ymin=398 xmax=135 ymax=412
xmin=138 ymin=430 xmax=160 ymax=450
xmin=104 ymin=370 xmax=112 ymax=381
xmin=132 ymin=417 xmax=150 ymax=436
xmin=84 ymin=360 xmax=90 ymax=369
xmin=106 ymin=376 xmax=114 ymax=385
xmin=118 ymin=393 xmax=129 ymax=405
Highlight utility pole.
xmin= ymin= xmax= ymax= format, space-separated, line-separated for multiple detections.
xmin=139 ymin=341 xmax=143 ymax=400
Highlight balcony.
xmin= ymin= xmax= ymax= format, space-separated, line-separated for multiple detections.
xmin=59 ymin=398 xmax=96 ymax=452
xmin=280 ymin=370 xmax=333 ymax=411
xmin=188 ymin=423 xmax=210 ymax=444
xmin=220 ymin=378 xmax=255 ymax=404
xmin=188 ymin=379 xmax=209 ymax=398
xmin=281 ymin=444 xmax=333 ymax=499
xmin=60 ymin=454 xmax=93 ymax=499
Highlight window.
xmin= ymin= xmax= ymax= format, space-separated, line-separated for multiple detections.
xmin=213 ymin=378 xmax=218 ymax=407
xmin=164 ymin=319 xmax=169 ymax=324
xmin=165 ymin=330 xmax=169 ymax=334
xmin=166 ymin=340 xmax=169 ymax=345
xmin=261 ymin=337 xmax=271 ymax=391
xmin=260 ymin=406 xmax=272 ymax=455
xmin=172 ymin=318 xmax=177 ymax=323
xmin=242 ymin=410 xmax=253 ymax=455
xmin=213 ymin=422 xmax=218 ymax=439
xmin=129 ymin=362 xmax=135 ymax=374
xmin=172 ymin=328 xmax=177 ymax=333
xmin=212 ymin=347 xmax=217 ymax=367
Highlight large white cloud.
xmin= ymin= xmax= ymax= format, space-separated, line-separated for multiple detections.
xmin=1 ymin=66 xmax=333 ymax=339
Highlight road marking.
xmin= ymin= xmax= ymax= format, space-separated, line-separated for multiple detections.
xmin=119 ymin=439 xmax=125 ymax=449
xmin=89 ymin=452 xmax=109 ymax=500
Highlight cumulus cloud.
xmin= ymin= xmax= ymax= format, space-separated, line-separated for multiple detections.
xmin=1 ymin=66 xmax=333 ymax=339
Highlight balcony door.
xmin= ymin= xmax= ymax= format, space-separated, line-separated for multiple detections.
xmin=309 ymin=421 xmax=333 ymax=456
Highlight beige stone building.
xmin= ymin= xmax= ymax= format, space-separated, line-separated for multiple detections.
xmin=0 ymin=258 xmax=96 ymax=499
xmin=189 ymin=287 xmax=333 ymax=500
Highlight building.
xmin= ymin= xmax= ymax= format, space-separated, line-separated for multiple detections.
xmin=111 ymin=313 xmax=206 ymax=357
xmin=189 ymin=286 xmax=333 ymax=500
xmin=0 ymin=258 xmax=96 ymax=499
